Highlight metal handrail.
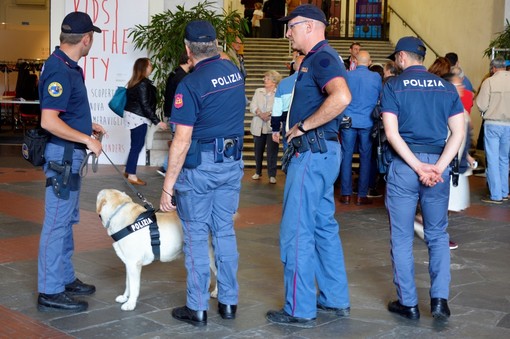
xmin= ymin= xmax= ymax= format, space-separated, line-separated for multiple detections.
xmin=389 ymin=5 xmax=440 ymax=59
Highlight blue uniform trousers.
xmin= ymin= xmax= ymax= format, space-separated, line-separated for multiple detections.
xmin=174 ymin=151 xmax=243 ymax=311
xmin=340 ymin=127 xmax=373 ymax=196
xmin=38 ymin=142 xmax=85 ymax=294
xmin=385 ymin=153 xmax=451 ymax=306
xmin=280 ymin=140 xmax=350 ymax=318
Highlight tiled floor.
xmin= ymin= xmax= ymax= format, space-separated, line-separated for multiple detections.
xmin=0 ymin=144 xmax=509 ymax=338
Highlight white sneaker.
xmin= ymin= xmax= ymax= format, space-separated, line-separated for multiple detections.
xmin=252 ymin=173 xmax=261 ymax=180
xmin=269 ymin=177 xmax=277 ymax=184
xmin=156 ymin=167 xmax=166 ymax=177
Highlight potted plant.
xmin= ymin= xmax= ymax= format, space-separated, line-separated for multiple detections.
xmin=129 ymin=1 xmax=247 ymax=112
xmin=484 ymin=19 xmax=510 ymax=59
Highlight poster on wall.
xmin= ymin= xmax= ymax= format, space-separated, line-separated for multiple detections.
xmin=65 ymin=0 xmax=149 ymax=165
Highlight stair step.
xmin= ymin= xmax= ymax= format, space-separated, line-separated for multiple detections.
xmin=149 ymin=38 xmax=393 ymax=168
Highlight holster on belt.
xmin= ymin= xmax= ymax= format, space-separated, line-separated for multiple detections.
xmin=45 ymin=142 xmax=78 ymax=200
xmin=214 ymin=137 xmax=243 ymax=163
xmin=450 ymin=155 xmax=459 ymax=187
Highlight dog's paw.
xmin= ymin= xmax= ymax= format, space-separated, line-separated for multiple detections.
xmin=210 ymin=287 xmax=218 ymax=299
xmin=115 ymin=295 xmax=128 ymax=303
xmin=121 ymin=300 xmax=137 ymax=311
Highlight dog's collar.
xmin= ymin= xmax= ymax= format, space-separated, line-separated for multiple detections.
xmin=104 ymin=201 xmax=130 ymax=229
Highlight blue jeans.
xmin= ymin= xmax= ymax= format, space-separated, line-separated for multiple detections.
xmin=280 ymin=141 xmax=349 ymax=318
xmin=340 ymin=127 xmax=373 ymax=196
xmin=125 ymin=124 xmax=147 ymax=174
xmin=484 ymin=123 xmax=510 ymax=200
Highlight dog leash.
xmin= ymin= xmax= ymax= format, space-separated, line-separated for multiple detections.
xmin=78 ymin=132 xmax=154 ymax=210
xmin=100 ymin=150 xmax=155 ymax=210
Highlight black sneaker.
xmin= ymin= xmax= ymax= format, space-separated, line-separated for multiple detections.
xmin=37 ymin=292 xmax=88 ymax=312
xmin=65 ymin=278 xmax=96 ymax=295
xmin=317 ymin=303 xmax=350 ymax=317
xmin=481 ymin=196 xmax=503 ymax=204
xmin=367 ymin=188 xmax=383 ymax=198
xmin=266 ymin=309 xmax=316 ymax=328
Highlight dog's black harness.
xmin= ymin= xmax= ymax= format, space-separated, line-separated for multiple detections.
xmin=110 ymin=209 xmax=161 ymax=261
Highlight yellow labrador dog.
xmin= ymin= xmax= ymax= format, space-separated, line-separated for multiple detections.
xmin=96 ymin=189 xmax=217 ymax=311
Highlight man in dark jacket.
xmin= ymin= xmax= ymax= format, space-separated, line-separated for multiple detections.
xmin=158 ymin=52 xmax=193 ymax=176
xmin=163 ymin=52 xmax=193 ymax=118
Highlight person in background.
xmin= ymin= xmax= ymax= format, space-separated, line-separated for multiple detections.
xmin=428 ymin=56 xmax=451 ymax=77
xmin=160 ymin=20 xmax=245 ymax=327
xmin=272 ymin=54 xmax=304 ymax=150
xmin=339 ymin=50 xmax=382 ymax=205
xmin=123 ymin=57 xmax=168 ymax=185
xmin=382 ymin=36 xmax=465 ymax=321
xmin=343 ymin=42 xmax=361 ymax=71
xmin=266 ymin=5 xmax=352 ymax=328
xmin=250 ymin=70 xmax=282 ymax=184
xmin=241 ymin=0 xmax=257 ymax=36
xmin=366 ymin=63 xmax=384 ymax=198
xmin=445 ymin=52 xmax=474 ymax=92
xmin=251 ymin=2 xmax=264 ymax=38
xmin=37 ymin=11 xmax=105 ymax=313
xmin=158 ymin=52 xmax=193 ymax=177
xmin=476 ymin=56 xmax=510 ymax=204
xmin=264 ymin=0 xmax=286 ymax=38
xmin=230 ymin=36 xmax=247 ymax=81
xmin=451 ymin=65 xmax=474 ymax=114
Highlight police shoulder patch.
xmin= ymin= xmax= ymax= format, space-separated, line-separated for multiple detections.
xmin=48 ymin=82 xmax=63 ymax=97
xmin=174 ymin=93 xmax=183 ymax=109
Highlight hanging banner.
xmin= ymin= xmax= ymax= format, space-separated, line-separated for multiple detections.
xmin=65 ymin=0 xmax=149 ymax=165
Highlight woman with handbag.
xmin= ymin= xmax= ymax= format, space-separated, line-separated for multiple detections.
xmin=124 ymin=58 xmax=167 ymax=185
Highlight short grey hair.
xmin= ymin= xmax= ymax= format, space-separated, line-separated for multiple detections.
xmin=450 ymin=65 xmax=465 ymax=79
xmin=490 ymin=56 xmax=506 ymax=69
xmin=184 ymin=39 xmax=218 ymax=60
xmin=60 ymin=32 xmax=90 ymax=45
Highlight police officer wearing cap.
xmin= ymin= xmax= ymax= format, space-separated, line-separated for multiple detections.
xmin=37 ymin=11 xmax=105 ymax=312
xmin=159 ymin=20 xmax=245 ymax=327
xmin=266 ymin=5 xmax=352 ymax=328
xmin=381 ymin=36 xmax=465 ymax=321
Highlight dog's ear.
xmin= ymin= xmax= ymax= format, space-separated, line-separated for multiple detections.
xmin=96 ymin=197 xmax=107 ymax=214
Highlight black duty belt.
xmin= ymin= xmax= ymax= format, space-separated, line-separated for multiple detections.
xmin=291 ymin=128 xmax=338 ymax=154
xmin=50 ymin=136 xmax=87 ymax=150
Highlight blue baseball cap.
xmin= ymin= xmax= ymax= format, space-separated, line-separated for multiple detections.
xmin=61 ymin=11 xmax=101 ymax=34
xmin=280 ymin=4 xmax=329 ymax=26
xmin=388 ymin=36 xmax=426 ymax=60
xmin=185 ymin=20 xmax=217 ymax=42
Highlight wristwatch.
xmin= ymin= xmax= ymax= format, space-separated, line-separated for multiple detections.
xmin=297 ymin=120 xmax=307 ymax=133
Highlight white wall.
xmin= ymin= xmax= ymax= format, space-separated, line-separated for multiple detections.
xmin=389 ymin=0 xmax=506 ymax=141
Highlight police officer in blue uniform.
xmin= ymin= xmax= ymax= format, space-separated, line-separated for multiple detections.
xmin=159 ymin=20 xmax=245 ymax=327
xmin=266 ymin=5 xmax=352 ymax=328
xmin=381 ymin=37 xmax=465 ymax=321
xmin=37 ymin=11 xmax=105 ymax=312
